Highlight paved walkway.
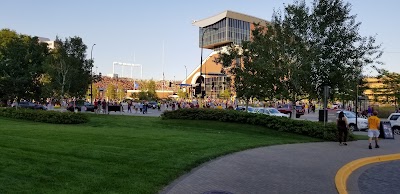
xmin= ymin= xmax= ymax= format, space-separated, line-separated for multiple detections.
xmin=161 ymin=134 xmax=399 ymax=194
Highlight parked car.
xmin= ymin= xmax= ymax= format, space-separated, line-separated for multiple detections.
xmin=336 ymin=110 xmax=368 ymax=131
xmin=277 ymin=104 xmax=305 ymax=118
xmin=17 ymin=101 xmax=47 ymax=110
xmin=67 ymin=101 xmax=95 ymax=112
xmin=251 ymin=107 xmax=265 ymax=114
xmin=264 ymin=108 xmax=290 ymax=118
xmin=388 ymin=113 xmax=400 ymax=135
xmin=147 ymin=101 xmax=158 ymax=109
xmin=235 ymin=106 xmax=254 ymax=112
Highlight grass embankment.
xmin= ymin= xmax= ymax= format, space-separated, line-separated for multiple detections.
xmin=0 ymin=114 xmax=319 ymax=194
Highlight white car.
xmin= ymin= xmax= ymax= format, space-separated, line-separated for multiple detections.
xmin=336 ymin=111 xmax=368 ymax=131
xmin=263 ymin=108 xmax=290 ymax=118
xmin=246 ymin=107 xmax=257 ymax=113
xmin=388 ymin=113 xmax=400 ymax=135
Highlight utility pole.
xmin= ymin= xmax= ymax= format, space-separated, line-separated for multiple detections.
xmin=90 ymin=43 xmax=96 ymax=104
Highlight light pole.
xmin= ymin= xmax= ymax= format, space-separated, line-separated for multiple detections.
xmin=184 ymin=65 xmax=188 ymax=98
xmin=184 ymin=65 xmax=187 ymax=82
xmin=90 ymin=43 xmax=96 ymax=104
xmin=200 ymin=27 xmax=218 ymax=98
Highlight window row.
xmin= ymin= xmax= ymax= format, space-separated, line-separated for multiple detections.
xmin=228 ymin=18 xmax=250 ymax=31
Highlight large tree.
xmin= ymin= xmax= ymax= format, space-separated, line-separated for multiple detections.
xmin=217 ymin=24 xmax=281 ymax=108
xmin=45 ymin=36 xmax=92 ymax=99
xmin=379 ymin=70 xmax=400 ymax=106
xmin=218 ymin=0 xmax=382 ymax=111
xmin=306 ymin=0 xmax=382 ymax=99
xmin=0 ymin=29 xmax=49 ymax=102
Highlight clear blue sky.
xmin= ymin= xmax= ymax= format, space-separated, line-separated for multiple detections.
xmin=1 ymin=0 xmax=399 ymax=81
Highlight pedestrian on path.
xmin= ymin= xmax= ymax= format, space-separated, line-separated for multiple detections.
xmin=337 ymin=111 xmax=348 ymax=145
xmin=127 ymin=100 xmax=132 ymax=113
xmin=134 ymin=102 xmax=139 ymax=114
xmin=367 ymin=111 xmax=381 ymax=149
xmin=143 ymin=103 xmax=148 ymax=114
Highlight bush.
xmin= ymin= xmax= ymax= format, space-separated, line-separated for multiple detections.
xmin=161 ymin=109 xmax=355 ymax=142
xmin=0 ymin=108 xmax=89 ymax=124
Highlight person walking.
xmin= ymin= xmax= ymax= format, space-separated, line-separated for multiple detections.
xmin=134 ymin=102 xmax=139 ymax=114
xmin=139 ymin=102 xmax=143 ymax=113
xmin=367 ymin=106 xmax=372 ymax=117
xmin=337 ymin=111 xmax=349 ymax=146
xmin=101 ymin=99 xmax=107 ymax=114
xmin=127 ymin=100 xmax=132 ymax=113
xmin=143 ymin=103 xmax=148 ymax=114
xmin=367 ymin=111 xmax=381 ymax=149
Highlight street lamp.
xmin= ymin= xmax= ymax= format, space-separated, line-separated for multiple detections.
xmin=184 ymin=65 xmax=188 ymax=98
xmin=200 ymin=27 xmax=218 ymax=98
xmin=184 ymin=65 xmax=187 ymax=82
xmin=90 ymin=43 xmax=96 ymax=104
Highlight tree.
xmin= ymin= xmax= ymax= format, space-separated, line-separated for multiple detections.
xmin=177 ymin=89 xmax=186 ymax=99
xmin=105 ymin=84 xmax=116 ymax=100
xmin=141 ymin=79 xmax=158 ymax=100
xmin=219 ymin=89 xmax=231 ymax=100
xmin=138 ymin=91 xmax=148 ymax=101
xmin=45 ymin=36 xmax=92 ymax=99
xmin=217 ymin=24 xmax=280 ymax=109
xmin=380 ymin=71 xmax=400 ymax=107
xmin=0 ymin=29 xmax=49 ymax=102
xmin=117 ymin=84 xmax=125 ymax=101
xmin=306 ymin=0 xmax=382 ymax=99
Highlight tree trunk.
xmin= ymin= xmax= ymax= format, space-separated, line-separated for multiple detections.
xmin=291 ymin=93 xmax=296 ymax=119
xmin=245 ymin=98 xmax=249 ymax=112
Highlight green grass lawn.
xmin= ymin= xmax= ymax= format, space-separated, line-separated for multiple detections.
xmin=0 ymin=114 xmax=320 ymax=194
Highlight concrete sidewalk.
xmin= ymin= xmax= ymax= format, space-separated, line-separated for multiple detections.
xmin=161 ymin=136 xmax=399 ymax=194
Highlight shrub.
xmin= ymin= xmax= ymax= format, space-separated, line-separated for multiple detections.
xmin=161 ymin=109 xmax=355 ymax=142
xmin=374 ymin=106 xmax=396 ymax=119
xmin=0 ymin=108 xmax=89 ymax=124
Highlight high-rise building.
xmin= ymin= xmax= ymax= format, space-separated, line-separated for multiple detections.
xmin=183 ymin=10 xmax=268 ymax=98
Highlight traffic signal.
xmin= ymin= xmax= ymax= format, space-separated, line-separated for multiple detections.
xmin=201 ymin=91 xmax=206 ymax=98
xmin=169 ymin=82 xmax=172 ymax=87
xmin=195 ymin=85 xmax=201 ymax=94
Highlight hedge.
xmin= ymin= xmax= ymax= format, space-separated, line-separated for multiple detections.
xmin=161 ymin=108 xmax=355 ymax=142
xmin=0 ymin=108 xmax=89 ymax=124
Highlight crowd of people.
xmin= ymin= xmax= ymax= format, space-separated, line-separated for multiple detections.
xmin=94 ymin=77 xmax=179 ymax=91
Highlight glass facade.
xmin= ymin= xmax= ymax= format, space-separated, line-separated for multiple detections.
xmin=227 ymin=18 xmax=250 ymax=46
xmin=205 ymin=76 xmax=229 ymax=98
xmin=200 ymin=18 xmax=251 ymax=49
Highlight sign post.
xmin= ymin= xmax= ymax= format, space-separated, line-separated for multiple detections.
xmin=379 ymin=121 xmax=395 ymax=139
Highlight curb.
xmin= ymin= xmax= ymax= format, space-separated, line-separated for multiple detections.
xmin=335 ymin=153 xmax=400 ymax=194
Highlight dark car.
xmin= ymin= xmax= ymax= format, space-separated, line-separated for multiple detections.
xmin=147 ymin=101 xmax=157 ymax=109
xmin=67 ymin=101 xmax=95 ymax=112
xmin=17 ymin=101 xmax=47 ymax=110
xmin=277 ymin=104 xmax=304 ymax=118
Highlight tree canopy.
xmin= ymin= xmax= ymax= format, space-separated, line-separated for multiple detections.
xmin=217 ymin=0 xmax=382 ymax=103
xmin=45 ymin=36 xmax=92 ymax=99
xmin=0 ymin=29 xmax=49 ymax=101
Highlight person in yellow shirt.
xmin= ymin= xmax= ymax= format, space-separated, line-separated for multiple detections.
xmin=367 ymin=111 xmax=380 ymax=149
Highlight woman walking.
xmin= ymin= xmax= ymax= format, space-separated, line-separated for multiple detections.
xmin=337 ymin=111 xmax=349 ymax=145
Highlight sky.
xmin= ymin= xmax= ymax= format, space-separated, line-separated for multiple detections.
xmin=1 ymin=0 xmax=399 ymax=81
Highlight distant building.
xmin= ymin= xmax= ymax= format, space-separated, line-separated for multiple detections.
xmin=184 ymin=10 xmax=268 ymax=98
xmin=38 ymin=37 xmax=55 ymax=49
xmin=363 ymin=77 xmax=394 ymax=104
